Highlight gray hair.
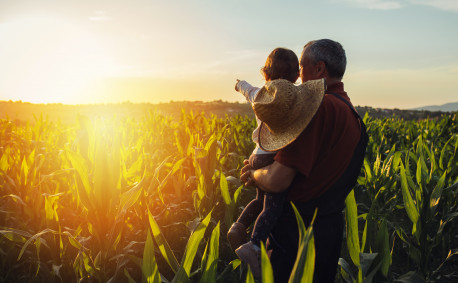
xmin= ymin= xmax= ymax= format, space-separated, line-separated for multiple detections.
xmin=302 ymin=39 xmax=347 ymax=79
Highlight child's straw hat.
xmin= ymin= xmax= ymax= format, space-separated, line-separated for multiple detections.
xmin=253 ymin=78 xmax=325 ymax=151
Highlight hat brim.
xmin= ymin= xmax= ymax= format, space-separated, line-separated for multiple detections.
xmin=258 ymin=79 xmax=325 ymax=152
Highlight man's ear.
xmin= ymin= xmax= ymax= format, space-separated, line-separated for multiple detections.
xmin=316 ymin=61 xmax=327 ymax=77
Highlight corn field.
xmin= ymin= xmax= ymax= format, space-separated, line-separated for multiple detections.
xmin=0 ymin=110 xmax=457 ymax=282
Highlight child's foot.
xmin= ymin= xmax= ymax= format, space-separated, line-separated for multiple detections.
xmin=235 ymin=241 xmax=261 ymax=280
xmin=227 ymin=222 xmax=247 ymax=251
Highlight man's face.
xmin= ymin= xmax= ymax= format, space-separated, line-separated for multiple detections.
xmin=299 ymin=51 xmax=316 ymax=83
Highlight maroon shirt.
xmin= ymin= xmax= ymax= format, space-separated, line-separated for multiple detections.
xmin=274 ymin=82 xmax=361 ymax=202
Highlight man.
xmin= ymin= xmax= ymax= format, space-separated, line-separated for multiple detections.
xmin=241 ymin=39 xmax=368 ymax=282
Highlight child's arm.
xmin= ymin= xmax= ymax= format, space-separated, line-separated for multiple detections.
xmin=235 ymin=80 xmax=260 ymax=103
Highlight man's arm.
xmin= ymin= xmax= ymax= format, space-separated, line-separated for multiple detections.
xmin=241 ymin=160 xmax=296 ymax=193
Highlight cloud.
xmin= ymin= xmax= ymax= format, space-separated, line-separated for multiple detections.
xmin=337 ymin=0 xmax=404 ymax=10
xmin=89 ymin=11 xmax=112 ymax=22
xmin=407 ymin=0 xmax=458 ymax=12
xmin=338 ymin=0 xmax=458 ymax=12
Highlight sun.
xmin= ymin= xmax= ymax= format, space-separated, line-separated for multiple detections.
xmin=0 ymin=16 xmax=116 ymax=104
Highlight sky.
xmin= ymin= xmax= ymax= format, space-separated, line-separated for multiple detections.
xmin=0 ymin=0 xmax=457 ymax=109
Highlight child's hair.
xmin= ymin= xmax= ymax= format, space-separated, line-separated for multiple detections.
xmin=261 ymin=48 xmax=299 ymax=83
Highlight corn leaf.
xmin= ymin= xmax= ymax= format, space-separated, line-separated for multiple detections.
xmin=438 ymin=137 xmax=452 ymax=170
xmin=400 ymin=162 xmax=419 ymax=226
xmin=142 ymin=231 xmax=160 ymax=283
xmin=0 ymin=151 xmax=8 ymax=171
xmin=124 ymin=268 xmax=138 ymax=283
xmin=260 ymin=242 xmax=274 ymax=283
xmin=66 ymin=150 xmax=94 ymax=211
xmin=219 ymin=172 xmax=231 ymax=206
xmin=0 ymin=229 xmax=28 ymax=243
xmin=429 ymin=171 xmax=446 ymax=216
xmin=289 ymin=204 xmax=316 ymax=283
xmin=62 ymin=231 xmax=83 ymax=249
xmin=364 ymin=158 xmax=372 ymax=181
xmin=376 ymin=219 xmax=391 ymax=277
xmin=345 ymin=190 xmax=361 ymax=268
xmin=199 ymin=222 xmax=220 ymax=283
xmin=172 ymin=211 xmax=212 ymax=283
xmin=18 ymin=228 xmax=56 ymax=261
xmin=119 ymin=177 xmax=145 ymax=214
xmin=94 ymin=141 xmax=111 ymax=213
xmin=147 ymin=208 xmax=179 ymax=273
xmin=338 ymin=258 xmax=355 ymax=283
xmin=246 ymin=267 xmax=255 ymax=283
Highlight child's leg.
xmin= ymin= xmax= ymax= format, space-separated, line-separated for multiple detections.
xmin=249 ymin=153 xmax=276 ymax=170
xmin=250 ymin=191 xmax=288 ymax=247
xmin=234 ymin=153 xmax=275 ymax=227
xmin=235 ymin=188 xmax=264 ymax=227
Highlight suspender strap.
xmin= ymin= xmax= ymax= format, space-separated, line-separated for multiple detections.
xmin=328 ymin=93 xmax=360 ymax=118
xmin=328 ymin=92 xmax=368 ymax=143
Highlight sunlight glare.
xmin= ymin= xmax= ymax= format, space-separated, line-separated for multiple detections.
xmin=0 ymin=17 xmax=116 ymax=104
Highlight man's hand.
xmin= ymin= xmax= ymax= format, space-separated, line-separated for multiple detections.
xmin=240 ymin=159 xmax=255 ymax=187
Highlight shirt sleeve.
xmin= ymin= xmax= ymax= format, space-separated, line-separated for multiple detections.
xmin=236 ymin=80 xmax=260 ymax=103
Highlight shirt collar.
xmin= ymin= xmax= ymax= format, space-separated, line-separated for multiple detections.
xmin=326 ymin=82 xmax=351 ymax=102
xmin=327 ymin=81 xmax=345 ymax=94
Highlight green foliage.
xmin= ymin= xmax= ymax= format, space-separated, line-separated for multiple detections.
xmin=0 ymin=111 xmax=457 ymax=282
xmin=350 ymin=113 xmax=458 ymax=282
xmin=288 ymin=204 xmax=316 ymax=283
xmin=199 ymin=222 xmax=220 ymax=283
xmin=260 ymin=242 xmax=274 ymax=283
xmin=142 ymin=231 xmax=160 ymax=283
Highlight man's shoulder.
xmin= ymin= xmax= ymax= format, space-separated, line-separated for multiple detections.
xmin=323 ymin=92 xmax=351 ymax=105
xmin=310 ymin=93 xmax=359 ymax=133
xmin=319 ymin=93 xmax=354 ymax=114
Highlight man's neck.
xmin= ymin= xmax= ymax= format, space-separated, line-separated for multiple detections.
xmin=325 ymin=77 xmax=341 ymax=86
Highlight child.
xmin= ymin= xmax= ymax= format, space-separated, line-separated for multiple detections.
xmin=228 ymin=47 xmax=299 ymax=277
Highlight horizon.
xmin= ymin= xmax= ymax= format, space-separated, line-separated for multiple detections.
xmin=1 ymin=0 xmax=457 ymax=109
xmin=2 ymin=98 xmax=457 ymax=111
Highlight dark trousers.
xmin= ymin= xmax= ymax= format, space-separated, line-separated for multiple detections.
xmin=267 ymin=99 xmax=368 ymax=282
xmin=268 ymin=209 xmax=343 ymax=283
xmin=236 ymin=153 xmax=287 ymax=246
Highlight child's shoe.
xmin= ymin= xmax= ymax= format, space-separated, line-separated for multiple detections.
xmin=235 ymin=241 xmax=261 ymax=280
xmin=227 ymin=222 xmax=247 ymax=251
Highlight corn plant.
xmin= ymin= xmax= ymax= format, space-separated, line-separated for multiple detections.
xmin=1 ymin=110 xmax=457 ymax=282
xmin=339 ymin=189 xmax=387 ymax=283
xmin=395 ymin=133 xmax=457 ymax=281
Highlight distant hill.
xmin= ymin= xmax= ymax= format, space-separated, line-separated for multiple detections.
xmin=412 ymin=102 xmax=458 ymax=112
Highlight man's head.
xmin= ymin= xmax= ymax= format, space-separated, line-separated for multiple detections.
xmin=300 ymin=39 xmax=346 ymax=83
